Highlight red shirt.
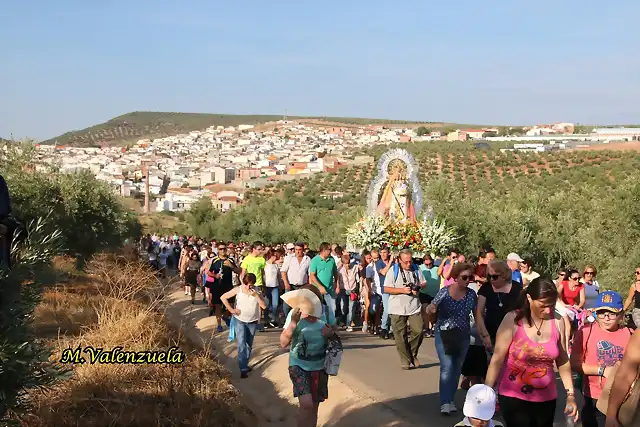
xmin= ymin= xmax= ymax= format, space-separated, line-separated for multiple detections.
xmin=562 ymin=282 xmax=583 ymax=306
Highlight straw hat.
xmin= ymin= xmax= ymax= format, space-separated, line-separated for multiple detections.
xmin=281 ymin=289 xmax=323 ymax=318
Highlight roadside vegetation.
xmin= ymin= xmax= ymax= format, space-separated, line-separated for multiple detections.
xmin=18 ymin=255 xmax=251 ymax=427
xmin=2 ymin=143 xmax=250 ymax=426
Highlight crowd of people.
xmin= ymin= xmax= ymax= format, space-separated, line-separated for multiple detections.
xmin=140 ymin=234 xmax=640 ymax=427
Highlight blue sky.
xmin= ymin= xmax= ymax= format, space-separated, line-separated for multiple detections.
xmin=1 ymin=1 xmax=638 ymax=140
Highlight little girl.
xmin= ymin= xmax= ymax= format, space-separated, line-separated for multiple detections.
xmin=221 ymin=273 xmax=267 ymax=378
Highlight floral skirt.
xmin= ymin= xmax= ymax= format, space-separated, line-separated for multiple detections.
xmin=288 ymin=365 xmax=328 ymax=403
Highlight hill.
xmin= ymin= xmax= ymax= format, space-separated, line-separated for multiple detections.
xmin=41 ymin=111 xmax=488 ymax=147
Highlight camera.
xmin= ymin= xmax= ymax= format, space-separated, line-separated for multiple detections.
xmin=410 ymin=283 xmax=421 ymax=293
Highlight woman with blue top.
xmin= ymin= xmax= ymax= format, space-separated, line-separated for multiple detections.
xmin=426 ymin=262 xmax=479 ymax=416
xmin=280 ymin=285 xmax=337 ymax=427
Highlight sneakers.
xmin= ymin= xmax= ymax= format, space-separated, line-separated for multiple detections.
xmin=240 ymin=371 xmax=248 ymax=379
xmin=346 ymin=326 xmax=354 ymax=332
xmin=361 ymin=322 xmax=368 ymax=332
xmin=216 ymin=325 xmax=223 ymax=333
xmin=440 ymin=403 xmax=457 ymax=415
xmin=380 ymin=329 xmax=389 ymax=340
xmin=412 ymin=357 xmax=420 ymax=368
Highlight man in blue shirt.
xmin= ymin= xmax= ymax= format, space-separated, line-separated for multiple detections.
xmin=365 ymin=248 xmax=394 ymax=339
xmin=506 ymin=252 xmax=523 ymax=285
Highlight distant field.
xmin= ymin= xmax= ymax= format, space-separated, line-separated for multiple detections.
xmin=254 ymin=142 xmax=640 ymax=205
xmin=40 ymin=111 xmax=492 ymax=147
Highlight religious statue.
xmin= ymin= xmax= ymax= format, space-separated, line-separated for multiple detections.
xmin=375 ymin=159 xmax=417 ymax=222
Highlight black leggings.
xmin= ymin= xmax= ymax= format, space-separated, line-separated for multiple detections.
xmin=499 ymin=395 xmax=556 ymax=427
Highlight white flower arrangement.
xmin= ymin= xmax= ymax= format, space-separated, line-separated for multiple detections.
xmin=345 ymin=214 xmax=459 ymax=257
xmin=345 ymin=214 xmax=388 ymax=251
xmin=419 ymin=218 xmax=458 ymax=257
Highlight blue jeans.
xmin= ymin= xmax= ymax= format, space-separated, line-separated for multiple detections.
xmin=434 ymin=329 xmax=470 ymax=406
xmin=381 ymin=293 xmax=393 ymax=332
xmin=264 ymin=287 xmax=280 ymax=323
xmin=324 ymin=293 xmax=336 ymax=322
xmin=235 ymin=319 xmax=258 ymax=373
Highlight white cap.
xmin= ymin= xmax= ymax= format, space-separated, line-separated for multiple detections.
xmin=286 ymin=243 xmax=295 ymax=250
xmin=463 ymin=384 xmax=497 ymax=421
xmin=506 ymin=252 xmax=524 ymax=262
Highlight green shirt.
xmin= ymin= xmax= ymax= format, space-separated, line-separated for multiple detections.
xmin=419 ymin=265 xmax=441 ymax=297
xmin=309 ymin=255 xmax=337 ymax=296
xmin=284 ymin=310 xmax=329 ymax=371
xmin=240 ymin=254 xmax=266 ymax=286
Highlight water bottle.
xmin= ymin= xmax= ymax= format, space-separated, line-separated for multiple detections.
xmin=566 ymin=406 xmax=575 ymax=427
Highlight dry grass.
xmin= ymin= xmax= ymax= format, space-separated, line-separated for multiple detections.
xmin=22 ymin=256 xmax=252 ymax=427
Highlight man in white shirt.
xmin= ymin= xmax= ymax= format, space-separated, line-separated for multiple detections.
xmin=281 ymin=242 xmax=310 ymax=316
xmin=519 ymin=258 xmax=540 ymax=287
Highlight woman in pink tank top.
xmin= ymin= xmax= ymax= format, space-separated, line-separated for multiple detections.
xmin=485 ymin=277 xmax=578 ymax=427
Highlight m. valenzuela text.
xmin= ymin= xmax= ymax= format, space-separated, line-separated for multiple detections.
xmin=59 ymin=346 xmax=185 ymax=364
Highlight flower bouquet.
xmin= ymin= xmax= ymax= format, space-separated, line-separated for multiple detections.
xmin=345 ymin=214 xmax=459 ymax=257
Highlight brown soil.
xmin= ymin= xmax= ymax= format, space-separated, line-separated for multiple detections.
xmin=573 ymin=141 xmax=640 ymax=152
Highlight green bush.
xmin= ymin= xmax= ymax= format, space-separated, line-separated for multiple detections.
xmin=1 ymin=143 xmax=141 ymax=262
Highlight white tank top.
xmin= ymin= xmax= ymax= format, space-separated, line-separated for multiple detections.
xmin=234 ymin=288 xmax=260 ymax=323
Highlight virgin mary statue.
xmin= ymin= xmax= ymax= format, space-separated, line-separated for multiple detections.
xmin=375 ymin=160 xmax=417 ymax=222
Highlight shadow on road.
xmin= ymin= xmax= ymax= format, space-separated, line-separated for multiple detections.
xmin=327 ymin=392 xmax=455 ymax=427
xmin=165 ymin=292 xmax=299 ymax=426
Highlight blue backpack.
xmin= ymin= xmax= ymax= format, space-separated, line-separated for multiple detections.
xmin=392 ymin=262 xmax=421 ymax=283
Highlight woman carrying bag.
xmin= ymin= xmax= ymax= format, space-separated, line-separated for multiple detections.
xmin=279 ymin=285 xmax=340 ymax=427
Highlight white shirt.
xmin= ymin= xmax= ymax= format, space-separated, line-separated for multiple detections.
xmin=282 ymin=255 xmax=311 ymax=285
xmin=265 ymin=263 xmax=279 ymax=288
xmin=234 ymin=288 xmax=261 ymax=323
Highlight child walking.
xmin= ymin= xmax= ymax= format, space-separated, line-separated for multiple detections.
xmin=221 ymin=273 xmax=267 ymax=378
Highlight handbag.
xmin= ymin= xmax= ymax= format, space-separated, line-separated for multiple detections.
xmin=596 ymin=364 xmax=640 ymax=426
xmin=440 ymin=327 xmax=464 ymax=356
xmin=324 ymin=333 xmax=343 ymax=376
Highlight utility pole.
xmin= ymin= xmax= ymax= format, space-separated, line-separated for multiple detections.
xmin=141 ymin=161 xmax=151 ymax=213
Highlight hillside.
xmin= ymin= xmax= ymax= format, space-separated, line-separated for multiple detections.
xmin=41 ymin=111 xmax=486 ymax=147
xmin=253 ymin=142 xmax=640 ymax=208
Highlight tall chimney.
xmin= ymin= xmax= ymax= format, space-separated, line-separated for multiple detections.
xmin=144 ymin=166 xmax=150 ymax=213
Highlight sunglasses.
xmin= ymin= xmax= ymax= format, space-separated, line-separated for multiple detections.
xmin=488 ymin=274 xmax=502 ymax=280
xmin=584 ymin=271 xmax=595 ymax=276
xmin=218 ymin=247 xmax=226 ymax=250
xmin=570 ymin=276 xmax=580 ymax=281
xmin=459 ymin=275 xmax=472 ymax=281
xmin=635 ymin=271 xmax=640 ymax=275
xmin=558 ymin=272 xmax=567 ymax=276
